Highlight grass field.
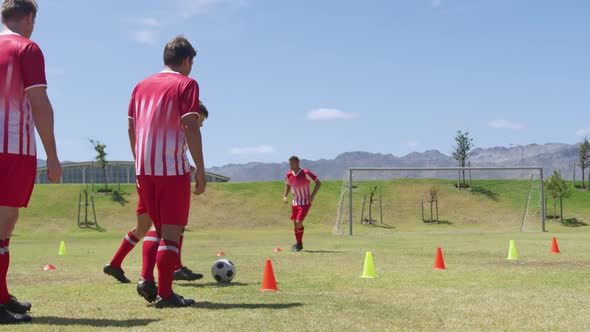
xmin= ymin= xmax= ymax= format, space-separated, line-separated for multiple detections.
xmin=6 ymin=181 xmax=590 ymax=331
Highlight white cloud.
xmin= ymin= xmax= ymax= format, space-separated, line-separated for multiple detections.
xmin=407 ymin=140 xmax=419 ymax=148
xmin=576 ymin=125 xmax=590 ymax=137
xmin=431 ymin=0 xmax=442 ymax=8
xmin=178 ymin=0 xmax=248 ymax=16
xmin=138 ymin=17 xmax=161 ymax=28
xmin=230 ymin=145 xmax=275 ymax=155
xmin=488 ymin=119 xmax=525 ymax=130
xmin=130 ymin=30 xmax=157 ymax=45
xmin=307 ymin=108 xmax=359 ymax=121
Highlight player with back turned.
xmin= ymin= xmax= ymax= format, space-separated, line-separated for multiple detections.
xmin=127 ymin=35 xmax=206 ymax=308
xmin=0 ymin=0 xmax=62 ymax=324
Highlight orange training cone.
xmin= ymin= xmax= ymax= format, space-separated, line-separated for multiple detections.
xmin=273 ymin=247 xmax=282 ymax=253
xmin=433 ymin=247 xmax=446 ymax=270
xmin=551 ymin=237 xmax=560 ymax=254
xmin=216 ymin=251 xmax=225 ymax=257
xmin=43 ymin=264 xmax=56 ymax=271
xmin=260 ymin=259 xmax=278 ymax=291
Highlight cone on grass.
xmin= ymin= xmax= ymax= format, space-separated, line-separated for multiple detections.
xmin=361 ymin=251 xmax=378 ymax=278
xmin=216 ymin=251 xmax=225 ymax=257
xmin=58 ymin=241 xmax=66 ymax=255
xmin=551 ymin=237 xmax=560 ymax=254
xmin=260 ymin=259 xmax=278 ymax=291
xmin=433 ymin=247 xmax=446 ymax=270
xmin=273 ymin=248 xmax=282 ymax=253
xmin=43 ymin=264 xmax=56 ymax=271
xmin=507 ymin=240 xmax=518 ymax=260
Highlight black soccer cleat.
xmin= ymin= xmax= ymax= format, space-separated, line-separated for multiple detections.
xmin=154 ymin=293 xmax=195 ymax=309
xmin=103 ymin=264 xmax=131 ymax=284
xmin=173 ymin=266 xmax=204 ymax=281
xmin=290 ymin=243 xmax=303 ymax=252
xmin=1 ymin=296 xmax=31 ymax=314
xmin=137 ymin=278 xmax=158 ymax=303
xmin=0 ymin=307 xmax=32 ymax=325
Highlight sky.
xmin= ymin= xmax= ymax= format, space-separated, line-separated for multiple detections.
xmin=19 ymin=0 xmax=590 ymax=167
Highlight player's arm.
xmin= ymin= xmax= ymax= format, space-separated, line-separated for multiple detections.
xmin=128 ymin=118 xmax=136 ymax=160
xmin=310 ymin=179 xmax=322 ymax=202
xmin=283 ymin=183 xmax=291 ymax=204
xmin=27 ymin=87 xmax=62 ymax=183
xmin=182 ymin=114 xmax=206 ymax=195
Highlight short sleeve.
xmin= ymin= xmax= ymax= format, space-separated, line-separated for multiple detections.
xmin=128 ymin=86 xmax=137 ymax=119
xmin=305 ymin=169 xmax=318 ymax=182
xmin=20 ymin=42 xmax=47 ymax=90
xmin=179 ymin=80 xmax=200 ymax=118
xmin=285 ymin=173 xmax=290 ymax=185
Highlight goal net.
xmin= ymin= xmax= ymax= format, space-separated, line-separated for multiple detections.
xmin=334 ymin=167 xmax=545 ymax=235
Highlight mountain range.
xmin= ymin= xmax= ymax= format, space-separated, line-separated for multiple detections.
xmin=208 ymin=143 xmax=581 ymax=182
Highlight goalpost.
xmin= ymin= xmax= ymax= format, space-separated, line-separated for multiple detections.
xmin=334 ymin=167 xmax=546 ymax=235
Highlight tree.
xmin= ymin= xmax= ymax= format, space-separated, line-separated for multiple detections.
xmin=545 ymin=171 xmax=572 ymax=221
xmin=579 ymin=138 xmax=590 ymax=190
xmin=452 ymin=130 xmax=474 ymax=188
xmin=90 ymin=139 xmax=109 ymax=192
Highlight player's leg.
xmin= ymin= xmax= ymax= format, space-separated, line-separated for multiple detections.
xmin=137 ymin=224 xmax=159 ymax=303
xmin=173 ymin=227 xmax=204 ymax=281
xmin=0 ymin=206 xmax=32 ymax=323
xmin=153 ymin=174 xmax=195 ymax=308
xmin=104 ymin=213 xmax=152 ymax=283
xmin=291 ymin=206 xmax=310 ymax=252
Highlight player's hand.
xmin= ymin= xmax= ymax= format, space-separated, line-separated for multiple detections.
xmin=46 ymin=157 xmax=62 ymax=183
xmin=282 ymin=196 xmax=288 ymax=204
xmin=194 ymin=178 xmax=206 ymax=195
xmin=309 ymin=194 xmax=315 ymax=203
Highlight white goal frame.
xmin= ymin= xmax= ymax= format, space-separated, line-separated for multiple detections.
xmin=338 ymin=167 xmax=545 ymax=235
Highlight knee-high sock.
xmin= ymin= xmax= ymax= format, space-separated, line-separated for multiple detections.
xmin=0 ymin=239 xmax=11 ymax=304
xmin=174 ymin=228 xmax=184 ymax=271
xmin=157 ymin=239 xmax=179 ymax=299
xmin=110 ymin=231 xmax=140 ymax=268
xmin=141 ymin=230 xmax=160 ymax=282
xmin=295 ymin=227 xmax=304 ymax=245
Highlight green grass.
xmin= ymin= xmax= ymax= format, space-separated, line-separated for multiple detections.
xmin=6 ymin=181 xmax=590 ymax=331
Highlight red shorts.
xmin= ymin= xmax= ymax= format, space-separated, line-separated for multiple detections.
xmin=0 ymin=154 xmax=37 ymax=208
xmin=136 ymin=194 xmax=147 ymax=215
xmin=291 ymin=205 xmax=311 ymax=222
xmin=136 ymin=174 xmax=191 ymax=227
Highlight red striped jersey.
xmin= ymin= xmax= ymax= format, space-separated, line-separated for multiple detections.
xmin=0 ymin=31 xmax=47 ymax=156
xmin=285 ymin=169 xmax=319 ymax=206
xmin=128 ymin=70 xmax=200 ymax=176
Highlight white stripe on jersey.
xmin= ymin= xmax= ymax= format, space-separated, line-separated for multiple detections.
xmin=7 ymin=100 xmax=20 ymax=154
xmin=0 ymin=97 xmax=5 ymax=150
xmin=5 ymin=61 xmax=13 ymax=92
xmin=142 ymin=97 xmax=156 ymax=175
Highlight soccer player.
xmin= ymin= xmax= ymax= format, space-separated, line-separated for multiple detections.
xmin=103 ymin=103 xmax=209 ymax=284
xmin=0 ymin=0 xmax=62 ymax=324
xmin=127 ymin=36 xmax=206 ymax=308
xmin=283 ymin=156 xmax=321 ymax=252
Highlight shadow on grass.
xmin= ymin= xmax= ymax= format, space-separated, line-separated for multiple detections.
xmin=424 ymin=220 xmax=453 ymax=225
xmin=470 ymin=186 xmax=499 ymax=201
xmin=303 ymin=250 xmax=346 ymax=254
xmin=193 ymin=301 xmax=304 ymax=310
xmin=33 ymin=317 xmax=158 ymax=327
xmin=78 ymin=224 xmax=106 ymax=232
xmin=561 ymin=218 xmax=588 ymax=227
xmin=176 ymin=282 xmax=251 ymax=288
xmin=360 ymin=222 xmax=395 ymax=230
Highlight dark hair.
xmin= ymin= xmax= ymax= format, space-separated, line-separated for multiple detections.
xmin=163 ymin=35 xmax=197 ymax=67
xmin=1 ymin=0 xmax=37 ymax=22
xmin=289 ymin=156 xmax=300 ymax=162
xmin=199 ymin=101 xmax=208 ymax=118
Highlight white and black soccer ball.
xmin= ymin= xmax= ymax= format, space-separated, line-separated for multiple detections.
xmin=211 ymin=259 xmax=236 ymax=283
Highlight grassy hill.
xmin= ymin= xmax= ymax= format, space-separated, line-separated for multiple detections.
xmin=15 ymin=179 xmax=590 ymax=236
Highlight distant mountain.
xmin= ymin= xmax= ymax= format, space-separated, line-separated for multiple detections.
xmin=208 ymin=143 xmax=581 ymax=182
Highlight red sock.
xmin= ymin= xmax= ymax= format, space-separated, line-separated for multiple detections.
xmin=174 ymin=229 xmax=184 ymax=271
xmin=295 ymin=227 xmax=304 ymax=245
xmin=110 ymin=231 xmax=140 ymax=268
xmin=0 ymin=239 xmax=11 ymax=304
xmin=157 ymin=239 xmax=179 ymax=299
xmin=141 ymin=230 xmax=160 ymax=282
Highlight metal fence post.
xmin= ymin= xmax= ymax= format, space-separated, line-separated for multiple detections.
xmin=348 ymin=168 xmax=353 ymax=236
xmin=540 ymin=167 xmax=545 ymax=232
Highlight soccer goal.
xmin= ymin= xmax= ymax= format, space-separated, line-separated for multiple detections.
xmin=334 ymin=167 xmax=546 ymax=235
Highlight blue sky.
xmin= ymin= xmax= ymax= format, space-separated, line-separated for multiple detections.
xmin=23 ymin=0 xmax=590 ymax=166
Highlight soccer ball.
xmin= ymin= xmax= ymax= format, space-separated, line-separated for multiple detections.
xmin=211 ymin=259 xmax=236 ymax=283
